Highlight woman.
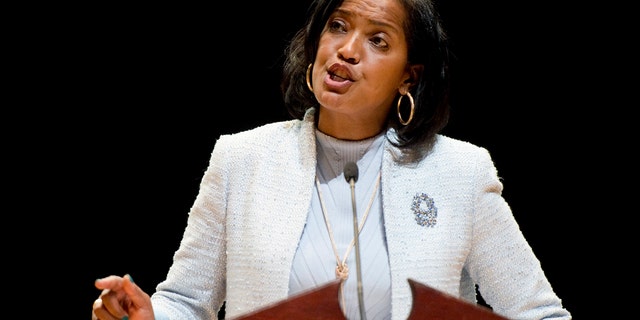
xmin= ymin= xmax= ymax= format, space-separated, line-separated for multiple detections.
xmin=92 ymin=0 xmax=572 ymax=319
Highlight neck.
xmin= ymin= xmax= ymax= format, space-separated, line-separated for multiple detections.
xmin=316 ymin=108 xmax=387 ymax=140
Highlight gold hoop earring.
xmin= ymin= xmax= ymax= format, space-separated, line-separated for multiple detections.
xmin=306 ymin=63 xmax=314 ymax=92
xmin=397 ymin=92 xmax=415 ymax=126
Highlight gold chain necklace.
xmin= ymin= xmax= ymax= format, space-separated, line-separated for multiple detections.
xmin=314 ymin=171 xmax=382 ymax=281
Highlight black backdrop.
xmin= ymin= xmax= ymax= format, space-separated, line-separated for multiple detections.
xmin=35 ymin=1 xmax=607 ymax=319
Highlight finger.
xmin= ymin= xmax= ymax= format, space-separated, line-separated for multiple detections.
xmin=122 ymin=274 xmax=148 ymax=308
xmin=92 ymin=297 xmax=122 ymax=320
xmin=95 ymin=275 xmax=125 ymax=291
xmin=92 ymin=298 xmax=101 ymax=320
xmin=99 ymin=289 xmax=129 ymax=320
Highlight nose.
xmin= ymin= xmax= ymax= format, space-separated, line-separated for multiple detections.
xmin=337 ymin=34 xmax=360 ymax=64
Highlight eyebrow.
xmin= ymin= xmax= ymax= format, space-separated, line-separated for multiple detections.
xmin=333 ymin=8 xmax=401 ymax=33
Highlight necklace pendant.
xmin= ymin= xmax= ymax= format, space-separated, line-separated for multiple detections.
xmin=336 ymin=263 xmax=349 ymax=280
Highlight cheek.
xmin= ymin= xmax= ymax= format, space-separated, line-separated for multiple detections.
xmin=366 ymin=62 xmax=405 ymax=89
xmin=315 ymin=38 xmax=334 ymax=63
xmin=313 ymin=44 xmax=334 ymax=81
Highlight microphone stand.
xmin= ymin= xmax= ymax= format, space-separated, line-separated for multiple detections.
xmin=346 ymin=162 xmax=366 ymax=320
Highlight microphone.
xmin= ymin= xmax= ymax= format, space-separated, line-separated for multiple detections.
xmin=344 ymin=162 xmax=366 ymax=320
xmin=344 ymin=161 xmax=359 ymax=184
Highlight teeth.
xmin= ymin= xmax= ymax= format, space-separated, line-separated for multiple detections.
xmin=332 ymin=73 xmax=347 ymax=80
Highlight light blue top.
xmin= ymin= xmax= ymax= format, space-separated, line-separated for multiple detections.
xmin=289 ymin=130 xmax=390 ymax=320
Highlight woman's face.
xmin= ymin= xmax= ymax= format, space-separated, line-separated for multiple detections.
xmin=312 ymin=0 xmax=413 ymax=134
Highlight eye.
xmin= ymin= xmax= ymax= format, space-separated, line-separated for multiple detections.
xmin=370 ymin=35 xmax=389 ymax=49
xmin=328 ymin=19 xmax=347 ymax=33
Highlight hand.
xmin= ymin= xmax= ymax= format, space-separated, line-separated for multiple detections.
xmin=92 ymin=274 xmax=154 ymax=320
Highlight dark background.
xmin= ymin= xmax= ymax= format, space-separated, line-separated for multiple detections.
xmin=14 ymin=1 xmax=618 ymax=319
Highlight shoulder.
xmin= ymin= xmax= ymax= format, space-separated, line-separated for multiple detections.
xmin=209 ymin=117 xmax=316 ymax=174
xmin=429 ymin=134 xmax=501 ymax=183
xmin=433 ymin=134 xmax=489 ymax=155
xmin=427 ymin=134 xmax=494 ymax=166
xmin=398 ymin=134 xmax=497 ymax=177
xmin=215 ymin=108 xmax=317 ymax=154
xmin=215 ymin=119 xmax=308 ymax=151
xmin=207 ymin=117 xmax=316 ymax=189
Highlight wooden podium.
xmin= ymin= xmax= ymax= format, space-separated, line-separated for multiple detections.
xmin=233 ymin=279 xmax=508 ymax=319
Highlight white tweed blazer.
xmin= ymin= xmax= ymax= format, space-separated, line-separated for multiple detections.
xmin=150 ymin=109 xmax=570 ymax=320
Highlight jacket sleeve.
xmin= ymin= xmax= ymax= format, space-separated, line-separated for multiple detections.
xmin=464 ymin=147 xmax=571 ymax=319
xmin=150 ymin=134 xmax=232 ymax=319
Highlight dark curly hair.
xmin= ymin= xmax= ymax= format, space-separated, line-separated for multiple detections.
xmin=281 ymin=0 xmax=452 ymax=163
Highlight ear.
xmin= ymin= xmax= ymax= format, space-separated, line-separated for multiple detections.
xmin=400 ymin=64 xmax=424 ymax=94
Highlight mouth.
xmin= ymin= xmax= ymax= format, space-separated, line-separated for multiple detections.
xmin=327 ymin=64 xmax=354 ymax=82
xmin=329 ymin=72 xmax=350 ymax=82
xmin=323 ymin=63 xmax=355 ymax=92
